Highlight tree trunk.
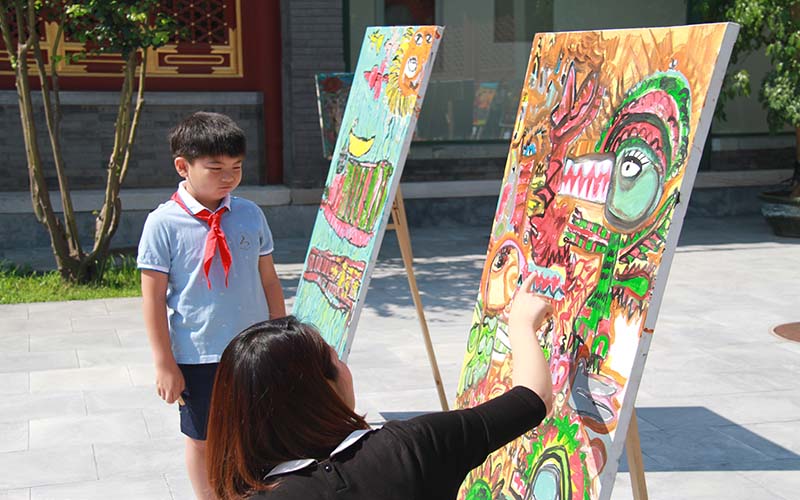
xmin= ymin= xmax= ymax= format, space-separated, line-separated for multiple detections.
xmin=0 ymin=1 xmax=141 ymax=284
xmin=30 ymin=8 xmax=81 ymax=259
xmin=1 ymin=1 xmax=82 ymax=280
xmin=792 ymin=127 xmax=800 ymax=199
xmin=1 ymin=1 xmax=159 ymax=284
xmin=89 ymin=50 xmax=144 ymax=274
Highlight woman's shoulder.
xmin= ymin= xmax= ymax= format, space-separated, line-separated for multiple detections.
xmin=376 ymin=415 xmax=453 ymax=449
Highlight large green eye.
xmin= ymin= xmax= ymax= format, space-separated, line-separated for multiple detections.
xmin=605 ymin=139 xmax=663 ymax=231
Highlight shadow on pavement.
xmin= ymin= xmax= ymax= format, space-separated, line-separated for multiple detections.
xmin=382 ymin=406 xmax=800 ymax=473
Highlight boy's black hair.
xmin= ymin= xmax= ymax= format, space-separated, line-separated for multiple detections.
xmin=169 ymin=111 xmax=246 ymax=162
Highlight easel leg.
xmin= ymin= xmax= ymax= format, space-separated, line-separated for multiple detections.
xmin=626 ymin=409 xmax=648 ymax=500
xmin=390 ymin=188 xmax=449 ymax=411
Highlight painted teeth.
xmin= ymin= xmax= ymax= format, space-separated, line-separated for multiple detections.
xmin=565 ymin=158 xmax=575 ymax=175
xmin=559 ymin=157 xmax=613 ymax=202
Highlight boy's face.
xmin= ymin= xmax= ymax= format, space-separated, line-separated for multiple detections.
xmin=175 ymin=155 xmax=244 ymax=209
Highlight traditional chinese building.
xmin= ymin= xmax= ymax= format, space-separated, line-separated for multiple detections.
xmin=0 ymin=0 xmax=791 ymax=263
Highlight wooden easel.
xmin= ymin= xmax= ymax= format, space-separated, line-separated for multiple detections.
xmin=626 ymin=409 xmax=648 ymax=499
xmin=385 ymin=186 xmax=449 ymax=411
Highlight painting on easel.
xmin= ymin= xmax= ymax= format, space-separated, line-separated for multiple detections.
xmin=315 ymin=72 xmax=354 ymax=160
xmin=294 ymin=26 xmax=443 ymax=359
xmin=455 ymin=24 xmax=738 ymax=500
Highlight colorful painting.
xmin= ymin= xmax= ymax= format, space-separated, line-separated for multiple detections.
xmin=472 ymin=82 xmax=499 ymax=139
xmin=294 ymin=26 xmax=443 ymax=358
xmin=455 ymin=24 xmax=738 ymax=500
xmin=315 ymin=72 xmax=355 ymax=160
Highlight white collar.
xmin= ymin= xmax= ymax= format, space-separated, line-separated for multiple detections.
xmin=264 ymin=429 xmax=373 ymax=479
xmin=176 ymin=181 xmax=232 ymax=214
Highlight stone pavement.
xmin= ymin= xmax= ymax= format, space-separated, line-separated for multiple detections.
xmin=0 ymin=215 xmax=798 ymax=499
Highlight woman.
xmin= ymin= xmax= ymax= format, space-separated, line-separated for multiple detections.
xmin=207 ymin=273 xmax=554 ymax=499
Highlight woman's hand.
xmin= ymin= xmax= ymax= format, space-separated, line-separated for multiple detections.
xmin=507 ymin=272 xmax=554 ymax=414
xmin=508 ymin=273 xmax=554 ymax=333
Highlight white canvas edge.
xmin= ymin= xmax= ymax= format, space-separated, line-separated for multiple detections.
xmin=596 ymin=22 xmax=741 ymax=500
xmin=335 ymin=26 xmax=445 ymax=362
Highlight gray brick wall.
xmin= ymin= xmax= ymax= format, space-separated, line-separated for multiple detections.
xmin=0 ymin=91 xmax=264 ymax=191
xmin=281 ymin=0 xmax=346 ymax=189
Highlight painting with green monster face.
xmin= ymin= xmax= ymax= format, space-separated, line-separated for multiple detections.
xmin=455 ymin=24 xmax=738 ymax=500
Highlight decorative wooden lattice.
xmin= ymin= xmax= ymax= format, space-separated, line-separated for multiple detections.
xmin=0 ymin=0 xmax=242 ymax=78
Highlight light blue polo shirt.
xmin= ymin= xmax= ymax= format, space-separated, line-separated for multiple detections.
xmin=137 ymin=183 xmax=273 ymax=364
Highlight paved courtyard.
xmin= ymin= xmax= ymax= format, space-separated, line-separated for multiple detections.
xmin=0 ymin=214 xmax=798 ymax=499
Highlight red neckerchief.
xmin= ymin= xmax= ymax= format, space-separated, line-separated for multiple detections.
xmin=171 ymin=191 xmax=232 ymax=289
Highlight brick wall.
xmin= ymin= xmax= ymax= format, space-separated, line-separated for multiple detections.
xmin=0 ymin=91 xmax=264 ymax=191
xmin=280 ymin=0 xmax=346 ymax=189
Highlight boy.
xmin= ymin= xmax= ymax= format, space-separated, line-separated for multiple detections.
xmin=137 ymin=111 xmax=286 ymax=499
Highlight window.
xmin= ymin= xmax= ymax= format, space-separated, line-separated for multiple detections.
xmin=348 ymin=0 xmax=553 ymax=142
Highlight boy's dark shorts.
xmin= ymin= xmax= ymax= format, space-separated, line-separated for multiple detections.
xmin=178 ymin=363 xmax=219 ymax=441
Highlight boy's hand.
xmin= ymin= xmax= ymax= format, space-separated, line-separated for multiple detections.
xmin=508 ymin=272 xmax=554 ymax=332
xmin=155 ymin=360 xmax=185 ymax=405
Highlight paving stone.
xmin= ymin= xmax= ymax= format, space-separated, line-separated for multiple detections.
xmin=114 ymin=328 xmax=148 ymax=349
xmin=70 ymin=315 xmax=142 ymax=333
xmin=29 ymin=411 xmax=149 ymax=449
xmin=30 ymin=474 xmax=172 ymax=500
xmin=626 ymin=470 xmax=792 ymax=500
xmin=715 ymin=421 xmax=800 ymax=459
xmin=76 ymin=347 xmax=150 ymax=368
xmin=94 ymin=438 xmax=184 ymax=479
xmin=102 ymin=298 xmax=141 ymax=315
xmin=0 ymin=319 xmax=71 ymax=337
xmin=638 ymin=367 xmax=793 ymax=398
xmin=739 ymin=463 xmax=800 ymax=500
xmin=141 ymin=408 xmax=181 ymax=440
xmin=0 ymin=305 xmax=28 ymax=321
xmin=26 ymin=300 xmax=109 ymax=319
xmin=29 ymin=330 xmax=120 ymax=352
xmin=638 ymin=426 xmax=773 ymax=469
xmin=126 ymin=364 xmax=156 ymax=387
xmin=29 ymin=366 xmax=131 ymax=393
xmin=84 ymin=386 xmax=164 ymax=414
xmin=0 ymin=392 xmax=85 ymax=424
xmin=0 ymin=489 xmax=30 ymax=500
xmin=0 ymin=422 xmax=27 ymax=453
xmin=0 ymin=373 xmax=28 ymax=395
xmin=0 ymin=334 xmax=28 ymax=353
xmin=164 ymin=472 xmax=194 ymax=500
xmin=0 ymin=352 xmax=77 ymax=374
xmin=0 ymin=447 xmax=96 ymax=490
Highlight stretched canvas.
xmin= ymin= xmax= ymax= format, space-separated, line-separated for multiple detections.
xmin=455 ymin=24 xmax=737 ymax=500
xmin=294 ymin=26 xmax=443 ymax=359
xmin=315 ymin=72 xmax=355 ymax=160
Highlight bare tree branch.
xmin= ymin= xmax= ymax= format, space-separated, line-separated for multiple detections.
xmin=120 ymin=49 xmax=147 ymax=185
xmin=50 ymin=11 xmax=64 ymax=132
xmin=9 ymin=0 xmax=76 ymax=277
xmin=93 ymin=49 xmax=136 ymax=255
xmin=29 ymin=0 xmax=81 ymax=258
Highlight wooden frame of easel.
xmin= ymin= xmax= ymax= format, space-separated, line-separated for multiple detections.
xmin=385 ymin=187 xmax=449 ymax=411
xmin=626 ymin=409 xmax=648 ymax=499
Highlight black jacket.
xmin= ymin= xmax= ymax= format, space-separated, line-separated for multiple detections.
xmin=250 ymin=386 xmax=546 ymax=500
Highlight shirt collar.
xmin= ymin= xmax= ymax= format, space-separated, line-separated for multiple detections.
xmin=176 ymin=181 xmax=232 ymax=214
xmin=264 ymin=429 xmax=373 ymax=479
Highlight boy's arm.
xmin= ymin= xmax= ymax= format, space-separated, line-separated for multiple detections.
xmin=141 ymin=269 xmax=184 ymax=404
xmin=258 ymin=254 xmax=286 ymax=319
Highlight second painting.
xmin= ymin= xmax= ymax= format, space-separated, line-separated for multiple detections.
xmin=293 ymin=26 xmax=443 ymax=358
